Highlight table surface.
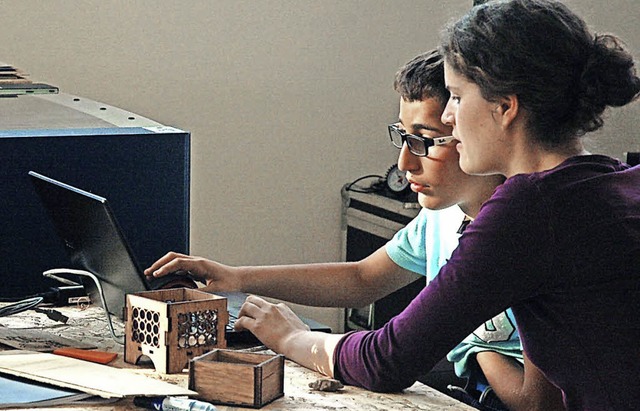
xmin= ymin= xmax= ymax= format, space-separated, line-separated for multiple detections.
xmin=0 ymin=303 xmax=473 ymax=410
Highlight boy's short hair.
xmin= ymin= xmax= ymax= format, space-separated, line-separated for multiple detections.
xmin=393 ymin=49 xmax=449 ymax=106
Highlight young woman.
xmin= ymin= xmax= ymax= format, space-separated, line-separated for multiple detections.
xmin=217 ymin=1 xmax=639 ymax=410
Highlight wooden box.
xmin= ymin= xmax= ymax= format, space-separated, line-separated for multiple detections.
xmin=124 ymin=288 xmax=228 ymax=374
xmin=189 ymin=349 xmax=285 ymax=408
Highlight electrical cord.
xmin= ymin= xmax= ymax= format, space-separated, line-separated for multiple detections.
xmin=42 ymin=268 xmax=125 ymax=345
xmin=0 ymin=285 xmax=87 ymax=305
xmin=33 ymin=307 xmax=69 ymax=324
xmin=345 ymin=174 xmax=385 ymax=193
xmin=0 ymin=297 xmax=44 ymax=318
xmin=0 ymin=297 xmax=70 ymax=323
xmin=0 ymin=290 xmax=49 ymax=303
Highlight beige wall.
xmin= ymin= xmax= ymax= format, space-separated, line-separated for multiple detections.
xmin=1 ymin=1 xmax=637 ymax=330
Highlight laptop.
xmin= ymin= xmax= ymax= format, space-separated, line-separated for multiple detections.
xmin=29 ymin=171 xmax=330 ymax=343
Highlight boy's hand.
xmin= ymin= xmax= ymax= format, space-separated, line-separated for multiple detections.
xmin=144 ymin=251 xmax=239 ymax=292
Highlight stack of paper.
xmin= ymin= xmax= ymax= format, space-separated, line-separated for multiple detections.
xmin=0 ymin=62 xmax=30 ymax=84
xmin=0 ymin=61 xmax=58 ymax=95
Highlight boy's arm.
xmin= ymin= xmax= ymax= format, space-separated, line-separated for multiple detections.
xmin=476 ymin=351 xmax=565 ymax=411
xmin=146 ymin=247 xmax=420 ymax=308
xmin=236 ymin=247 xmax=420 ymax=307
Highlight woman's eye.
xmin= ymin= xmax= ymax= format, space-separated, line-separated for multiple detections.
xmin=450 ymin=95 xmax=461 ymax=104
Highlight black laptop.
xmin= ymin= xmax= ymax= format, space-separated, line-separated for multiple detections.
xmin=29 ymin=171 xmax=330 ymax=342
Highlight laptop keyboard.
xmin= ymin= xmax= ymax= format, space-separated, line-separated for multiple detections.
xmin=226 ymin=312 xmax=237 ymax=332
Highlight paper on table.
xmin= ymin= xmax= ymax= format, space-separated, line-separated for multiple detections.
xmin=0 ymin=351 xmax=195 ymax=398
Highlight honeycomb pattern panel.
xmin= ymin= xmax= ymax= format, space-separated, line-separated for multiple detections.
xmin=176 ymin=309 xmax=219 ymax=349
xmin=131 ymin=306 xmax=161 ymax=348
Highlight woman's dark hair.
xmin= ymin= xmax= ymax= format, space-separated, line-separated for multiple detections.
xmin=440 ymin=0 xmax=640 ymax=147
xmin=394 ymin=49 xmax=449 ymax=106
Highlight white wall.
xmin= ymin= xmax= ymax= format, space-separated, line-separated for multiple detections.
xmin=1 ymin=1 xmax=637 ymax=331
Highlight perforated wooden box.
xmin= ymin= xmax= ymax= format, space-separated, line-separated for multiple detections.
xmin=189 ymin=349 xmax=285 ymax=408
xmin=124 ymin=288 xmax=227 ymax=374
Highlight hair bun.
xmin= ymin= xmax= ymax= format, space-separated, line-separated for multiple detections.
xmin=575 ymin=34 xmax=640 ymax=134
xmin=584 ymin=34 xmax=639 ymax=107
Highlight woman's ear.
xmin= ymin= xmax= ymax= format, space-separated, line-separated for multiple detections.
xmin=495 ymin=95 xmax=519 ymax=128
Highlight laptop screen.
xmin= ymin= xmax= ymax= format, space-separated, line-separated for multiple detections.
xmin=29 ymin=171 xmax=150 ymax=317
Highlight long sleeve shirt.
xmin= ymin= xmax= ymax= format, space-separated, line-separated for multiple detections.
xmin=333 ymin=155 xmax=640 ymax=411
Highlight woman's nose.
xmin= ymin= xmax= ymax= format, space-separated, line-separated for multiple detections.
xmin=441 ymin=101 xmax=455 ymax=127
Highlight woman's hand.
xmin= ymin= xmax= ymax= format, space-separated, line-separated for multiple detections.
xmin=234 ymin=295 xmax=310 ymax=353
xmin=234 ymin=295 xmax=344 ymax=377
xmin=144 ymin=251 xmax=240 ymax=292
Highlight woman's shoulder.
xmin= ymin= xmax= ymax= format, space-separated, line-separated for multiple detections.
xmin=486 ymin=154 xmax=636 ymax=221
xmin=504 ymin=154 xmax=627 ymax=191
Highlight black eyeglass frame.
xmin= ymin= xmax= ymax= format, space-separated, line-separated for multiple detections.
xmin=388 ymin=123 xmax=456 ymax=156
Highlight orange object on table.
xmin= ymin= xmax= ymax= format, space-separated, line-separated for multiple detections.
xmin=53 ymin=347 xmax=118 ymax=364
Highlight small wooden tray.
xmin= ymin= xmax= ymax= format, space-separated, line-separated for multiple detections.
xmin=189 ymin=349 xmax=285 ymax=408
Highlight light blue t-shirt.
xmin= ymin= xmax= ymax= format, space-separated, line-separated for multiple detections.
xmin=385 ymin=206 xmax=523 ymax=384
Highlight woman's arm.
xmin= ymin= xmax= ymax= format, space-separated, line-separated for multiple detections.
xmin=234 ymin=294 xmax=343 ymax=376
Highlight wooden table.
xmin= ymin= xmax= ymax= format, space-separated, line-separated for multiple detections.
xmin=0 ymin=303 xmax=473 ymax=410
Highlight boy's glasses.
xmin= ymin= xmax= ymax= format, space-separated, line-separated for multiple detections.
xmin=388 ymin=123 xmax=456 ymax=157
